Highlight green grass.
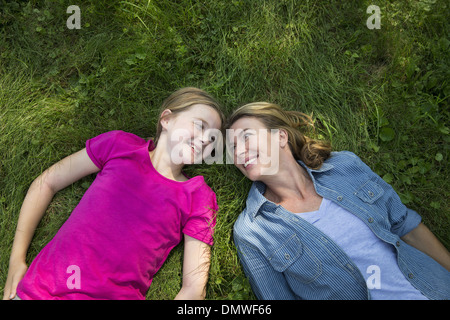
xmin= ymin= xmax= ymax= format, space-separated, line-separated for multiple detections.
xmin=1 ymin=0 xmax=448 ymax=299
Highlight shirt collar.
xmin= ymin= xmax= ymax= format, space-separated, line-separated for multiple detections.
xmin=246 ymin=160 xmax=334 ymax=221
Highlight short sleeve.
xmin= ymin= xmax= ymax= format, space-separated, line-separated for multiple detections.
xmin=182 ymin=187 xmax=218 ymax=246
xmin=85 ymin=130 xmax=123 ymax=170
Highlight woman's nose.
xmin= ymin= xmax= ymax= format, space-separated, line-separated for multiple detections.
xmin=234 ymin=141 xmax=247 ymax=157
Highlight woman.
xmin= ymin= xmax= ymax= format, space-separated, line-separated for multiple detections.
xmin=227 ymin=102 xmax=450 ymax=300
xmin=4 ymin=87 xmax=224 ymax=300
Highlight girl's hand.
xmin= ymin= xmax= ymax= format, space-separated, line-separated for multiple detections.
xmin=3 ymin=260 xmax=28 ymax=300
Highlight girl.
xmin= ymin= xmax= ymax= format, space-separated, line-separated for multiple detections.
xmin=4 ymin=87 xmax=224 ymax=300
xmin=227 ymin=102 xmax=450 ymax=300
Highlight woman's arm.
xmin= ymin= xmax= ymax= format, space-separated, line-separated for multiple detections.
xmin=174 ymin=235 xmax=211 ymax=300
xmin=401 ymin=222 xmax=450 ymax=271
xmin=347 ymin=152 xmax=450 ymax=270
xmin=235 ymin=236 xmax=297 ymax=300
xmin=3 ymin=148 xmax=100 ymax=300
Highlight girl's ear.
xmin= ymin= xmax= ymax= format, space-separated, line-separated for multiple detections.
xmin=160 ymin=109 xmax=173 ymax=130
xmin=279 ymin=128 xmax=289 ymax=148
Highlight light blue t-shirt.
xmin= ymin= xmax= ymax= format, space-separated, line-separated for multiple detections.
xmin=295 ymin=198 xmax=428 ymax=300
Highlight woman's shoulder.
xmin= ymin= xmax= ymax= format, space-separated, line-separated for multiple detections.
xmin=324 ymin=150 xmax=367 ymax=169
xmin=328 ymin=150 xmax=361 ymax=162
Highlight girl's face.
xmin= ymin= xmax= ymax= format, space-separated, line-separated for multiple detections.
xmin=228 ymin=117 xmax=281 ymax=181
xmin=161 ymin=104 xmax=222 ymax=165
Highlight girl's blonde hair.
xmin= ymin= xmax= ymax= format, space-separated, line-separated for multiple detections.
xmin=154 ymin=87 xmax=225 ymax=146
xmin=226 ymin=102 xmax=331 ymax=169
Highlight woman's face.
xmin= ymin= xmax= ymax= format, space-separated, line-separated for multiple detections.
xmin=228 ymin=117 xmax=281 ymax=180
xmin=162 ymin=104 xmax=222 ymax=165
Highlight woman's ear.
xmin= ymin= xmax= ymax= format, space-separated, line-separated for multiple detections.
xmin=160 ymin=109 xmax=172 ymax=130
xmin=279 ymin=129 xmax=289 ymax=148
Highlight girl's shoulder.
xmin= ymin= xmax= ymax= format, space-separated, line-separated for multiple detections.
xmin=189 ymin=179 xmax=218 ymax=206
xmin=86 ymin=130 xmax=148 ymax=168
xmin=105 ymin=130 xmax=147 ymax=145
xmin=90 ymin=130 xmax=148 ymax=151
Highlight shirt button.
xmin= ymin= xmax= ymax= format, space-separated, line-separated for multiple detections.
xmin=368 ymin=191 xmax=374 ymax=197
xmin=396 ymin=241 xmax=401 ymax=247
xmin=368 ymin=217 xmax=374 ymax=223
xmin=337 ymin=196 xmax=343 ymax=201
xmin=408 ymin=273 xmax=414 ymax=279
xmin=284 ymin=253 xmax=290 ymax=260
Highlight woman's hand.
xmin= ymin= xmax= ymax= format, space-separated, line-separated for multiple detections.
xmin=3 ymin=260 xmax=28 ymax=300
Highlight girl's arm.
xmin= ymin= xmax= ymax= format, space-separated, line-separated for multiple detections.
xmin=174 ymin=235 xmax=211 ymax=300
xmin=401 ymin=222 xmax=450 ymax=271
xmin=3 ymin=148 xmax=100 ymax=300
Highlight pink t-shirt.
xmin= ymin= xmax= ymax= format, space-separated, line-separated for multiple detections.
xmin=17 ymin=130 xmax=217 ymax=300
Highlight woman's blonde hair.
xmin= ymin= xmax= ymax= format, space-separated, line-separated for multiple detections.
xmin=226 ymin=102 xmax=331 ymax=169
xmin=154 ymin=87 xmax=225 ymax=146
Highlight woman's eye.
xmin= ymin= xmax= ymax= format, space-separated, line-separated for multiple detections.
xmin=243 ymin=131 xmax=254 ymax=141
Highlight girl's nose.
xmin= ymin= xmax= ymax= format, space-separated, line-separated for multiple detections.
xmin=199 ymin=131 xmax=216 ymax=145
xmin=199 ymin=134 xmax=208 ymax=145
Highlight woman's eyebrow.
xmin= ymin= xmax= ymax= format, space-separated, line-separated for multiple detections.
xmin=242 ymin=128 xmax=257 ymax=135
xmin=232 ymin=128 xmax=255 ymax=139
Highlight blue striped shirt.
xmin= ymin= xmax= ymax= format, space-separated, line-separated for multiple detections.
xmin=233 ymin=151 xmax=450 ymax=300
